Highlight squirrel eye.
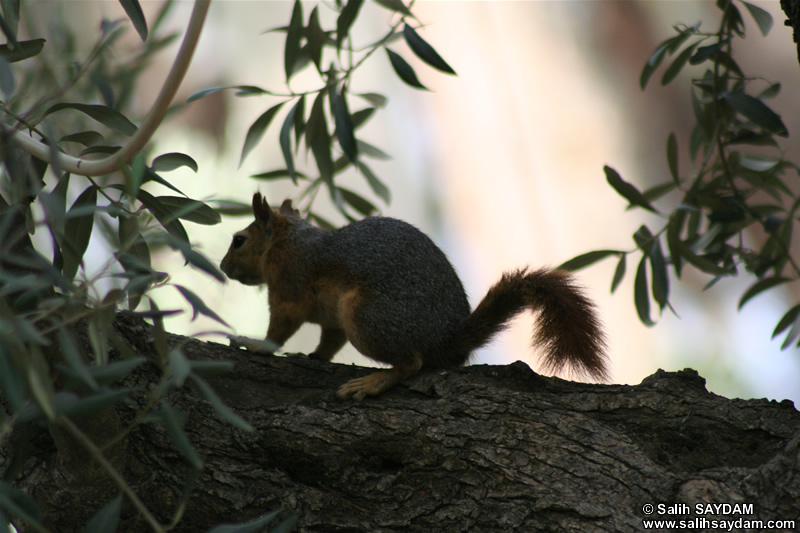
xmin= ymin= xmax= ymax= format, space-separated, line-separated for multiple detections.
xmin=232 ymin=235 xmax=246 ymax=249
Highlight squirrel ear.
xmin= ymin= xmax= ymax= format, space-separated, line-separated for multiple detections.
xmin=252 ymin=193 xmax=272 ymax=223
xmin=279 ymin=199 xmax=299 ymax=216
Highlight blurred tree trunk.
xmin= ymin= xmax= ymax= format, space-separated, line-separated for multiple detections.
xmin=5 ymin=312 xmax=800 ymax=532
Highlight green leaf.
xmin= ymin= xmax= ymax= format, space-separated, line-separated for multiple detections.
xmin=339 ymin=187 xmax=377 ymax=216
xmin=0 ymin=344 xmax=27 ymax=411
xmin=280 ymin=100 xmax=300 ymax=184
xmin=186 ymin=85 xmax=268 ymax=103
xmin=337 ymin=0 xmax=364 ymax=51
xmin=773 ymin=303 xmax=800 ymax=339
xmin=306 ymin=90 xmax=335 ymax=190
xmin=330 ymin=87 xmax=358 ymax=162
xmin=691 ymin=88 xmax=710 ymax=139
xmin=781 ymin=319 xmax=800 ymax=350
xmin=633 ymin=224 xmax=654 ymax=251
xmin=357 ymin=92 xmax=388 ymax=108
xmin=85 ymin=358 xmax=146 ymax=386
xmin=689 ymin=39 xmax=729 ymax=65
xmin=356 ymin=160 xmax=391 ymax=204
xmin=169 ymin=349 xmax=192 ymax=388
xmin=306 ymin=6 xmax=326 ymax=73
xmin=0 ymin=0 xmax=20 ymax=42
xmin=661 ymin=42 xmax=697 ymax=86
xmin=135 ymin=188 xmax=190 ymax=243
xmin=118 ymin=214 xmax=150 ymax=266
xmin=357 ymin=139 xmax=392 ymax=160
xmin=611 ymin=253 xmax=627 ymax=294
xmin=350 ymin=107 xmax=376 ymax=129
xmin=63 ymin=185 xmax=97 ymax=281
xmin=0 ymin=55 xmax=14 ymax=96
xmin=149 ymin=0 xmax=173 ymax=35
xmin=158 ymin=401 xmax=203 ymax=469
xmin=722 ymin=91 xmax=788 ymax=137
xmin=57 ymin=328 xmax=99 ymax=391
xmin=0 ymin=37 xmax=45 ymax=62
xmin=43 ymin=103 xmax=137 ymax=136
xmin=649 ymin=238 xmax=669 ymax=311
xmin=60 ymin=130 xmax=105 ymax=147
xmin=0 ymin=480 xmax=44 ymax=530
xmin=190 ymin=374 xmax=254 ymax=432
xmin=666 ymin=132 xmax=679 ymax=185
xmin=89 ymin=297 xmax=116 ymax=365
xmin=207 ymin=199 xmax=252 ymax=216
xmin=634 ymin=255 xmax=654 ymax=327
xmin=82 ymin=494 xmax=121 ymax=533
xmin=92 ymin=73 xmax=114 ymax=107
xmin=152 ymin=152 xmax=199 ymax=173
xmin=285 ymin=0 xmax=303 ymax=81
xmin=403 ymin=24 xmax=456 ymax=75
xmin=741 ymin=1 xmax=773 ymax=36
xmin=28 ymin=347 xmax=56 ymax=422
xmin=100 ymin=18 xmax=125 ymax=37
xmin=738 ymin=276 xmax=791 ymax=310
xmin=269 ymin=515 xmax=299 ymax=533
xmin=373 ymin=0 xmax=413 ymax=16
xmin=155 ymin=196 xmax=221 ymax=225
xmin=758 ymin=82 xmax=781 ymax=100
xmin=251 ymin=169 xmax=309 ymax=181
xmin=666 ymin=211 xmax=686 ymax=279
xmin=175 ymin=284 xmax=230 ymax=326
xmin=558 ymin=249 xmax=622 ymax=272
xmin=79 ymin=145 xmax=120 ymax=157
xmin=725 ymin=2 xmax=745 ymax=36
xmin=189 ymin=360 xmax=234 ymax=378
xmin=119 ymin=0 xmax=148 ymax=41
xmin=58 ymin=388 xmax=134 ymax=418
xmin=738 ymin=155 xmax=779 ymax=173
xmin=717 ymin=50 xmax=744 ymax=78
xmin=642 ymin=182 xmax=677 ymax=203
xmin=640 ymin=35 xmax=678 ymax=90
xmin=604 ymin=166 xmax=660 ymax=214
xmin=41 ymin=184 xmax=67 ymax=237
xmin=386 ymin=48 xmax=428 ymax=90
xmin=240 ymin=102 xmax=284 ymax=167
xmin=332 ymin=155 xmax=353 ymax=177
xmin=208 ymin=510 xmax=282 ymax=533
xmin=677 ymin=239 xmax=735 ymax=277
xmin=293 ymin=94 xmax=306 ymax=147
xmin=639 ymin=37 xmax=677 ymax=90
xmin=163 ymin=236 xmax=224 ymax=282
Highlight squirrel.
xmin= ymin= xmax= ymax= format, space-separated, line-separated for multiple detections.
xmin=220 ymin=193 xmax=609 ymax=400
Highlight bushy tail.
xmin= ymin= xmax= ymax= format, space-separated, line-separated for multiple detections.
xmin=458 ymin=268 xmax=609 ymax=380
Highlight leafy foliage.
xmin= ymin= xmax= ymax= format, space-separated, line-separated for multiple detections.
xmin=188 ymin=0 xmax=456 ymax=222
xmin=0 ymin=0 xmax=452 ymax=531
xmin=560 ymin=0 xmax=800 ymax=349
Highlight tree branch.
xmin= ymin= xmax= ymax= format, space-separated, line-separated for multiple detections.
xmin=3 ymin=312 xmax=799 ymax=531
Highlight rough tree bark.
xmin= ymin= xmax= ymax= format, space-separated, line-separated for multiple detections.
xmin=3 ymin=312 xmax=800 ymax=532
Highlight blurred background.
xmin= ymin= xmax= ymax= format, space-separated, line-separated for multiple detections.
xmin=58 ymin=1 xmax=800 ymax=402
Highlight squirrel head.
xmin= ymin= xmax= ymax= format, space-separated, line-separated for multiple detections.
xmin=220 ymin=193 xmax=296 ymax=285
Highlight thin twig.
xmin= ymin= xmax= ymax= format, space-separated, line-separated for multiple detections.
xmin=10 ymin=0 xmax=211 ymax=177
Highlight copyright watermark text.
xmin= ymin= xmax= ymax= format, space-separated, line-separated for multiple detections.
xmin=641 ymin=502 xmax=795 ymax=531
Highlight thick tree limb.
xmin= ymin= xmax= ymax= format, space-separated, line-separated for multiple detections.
xmin=4 ymin=312 xmax=800 ymax=532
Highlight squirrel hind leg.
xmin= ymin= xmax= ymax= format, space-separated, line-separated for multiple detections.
xmin=337 ymin=352 xmax=423 ymax=400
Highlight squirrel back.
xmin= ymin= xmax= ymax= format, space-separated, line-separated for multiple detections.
xmin=221 ymin=193 xmax=608 ymax=399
